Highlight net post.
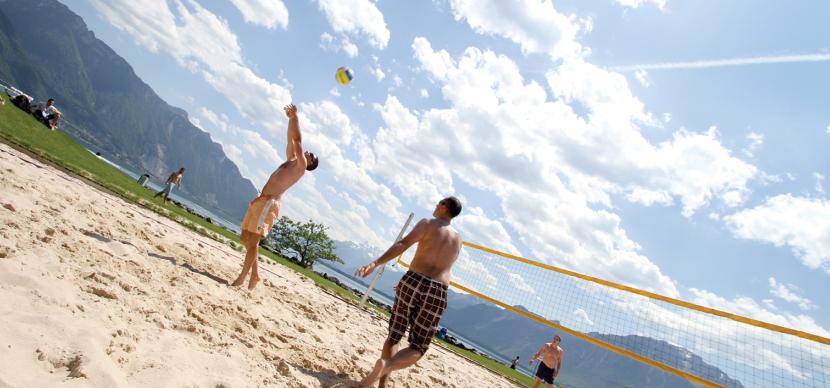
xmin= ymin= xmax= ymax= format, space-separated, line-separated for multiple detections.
xmin=360 ymin=212 xmax=414 ymax=308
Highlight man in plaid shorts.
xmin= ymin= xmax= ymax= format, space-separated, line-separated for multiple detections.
xmin=355 ymin=197 xmax=463 ymax=387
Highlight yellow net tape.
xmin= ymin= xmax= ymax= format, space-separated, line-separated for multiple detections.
xmin=397 ymin=242 xmax=830 ymax=388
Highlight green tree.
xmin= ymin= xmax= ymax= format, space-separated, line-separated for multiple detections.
xmin=264 ymin=216 xmax=342 ymax=268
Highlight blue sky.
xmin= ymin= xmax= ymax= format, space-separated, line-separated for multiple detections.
xmin=62 ymin=0 xmax=829 ymax=366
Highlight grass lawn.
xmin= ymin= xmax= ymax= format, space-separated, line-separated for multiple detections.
xmin=0 ymin=100 xmax=530 ymax=386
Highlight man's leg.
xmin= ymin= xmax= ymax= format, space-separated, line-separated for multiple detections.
xmin=532 ymin=377 xmax=541 ymax=388
xmin=377 ymin=338 xmax=399 ymax=388
xmin=248 ymin=240 xmax=261 ymax=290
xmin=232 ymin=231 xmax=260 ymax=287
xmin=360 ymin=345 xmax=422 ymax=388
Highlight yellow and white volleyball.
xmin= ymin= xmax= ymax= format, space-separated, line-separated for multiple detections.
xmin=335 ymin=66 xmax=353 ymax=85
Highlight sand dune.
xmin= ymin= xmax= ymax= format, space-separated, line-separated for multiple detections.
xmin=0 ymin=142 xmax=517 ymax=388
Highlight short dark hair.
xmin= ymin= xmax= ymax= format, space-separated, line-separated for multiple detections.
xmin=554 ymin=335 xmax=561 ymax=342
xmin=47 ymin=98 xmax=54 ymax=103
xmin=442 ymin=196 xmax=462 ymax=218
xmin=306 ymin=154 xmax=319 ymax=171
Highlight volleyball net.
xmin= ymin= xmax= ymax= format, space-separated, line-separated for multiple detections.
xmin=397 ymin=241 xmax=830 ymax=388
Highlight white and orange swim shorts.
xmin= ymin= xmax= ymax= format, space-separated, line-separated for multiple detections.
xmin=240 ymin=195 xmax=281 ymax=238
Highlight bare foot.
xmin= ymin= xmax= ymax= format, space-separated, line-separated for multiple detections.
xmin=359 ymin=358 xmax=386 ymax=388
xmin=248 ymin=275 xmax=260 ymax=290
xmin=231 ymin=277 xmax=244 ymax=287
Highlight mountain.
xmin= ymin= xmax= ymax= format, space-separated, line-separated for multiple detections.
xmin=0 ymin=0 xmax=257 ymax=222
xmin=327 ymin=240 xmax=743 ymax=388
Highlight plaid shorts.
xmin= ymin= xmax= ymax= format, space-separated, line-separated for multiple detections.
xmin=388 ymin=271 xmax=449 ymax=354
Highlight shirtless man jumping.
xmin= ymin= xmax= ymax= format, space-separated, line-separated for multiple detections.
xmin=529 ymin=335 xmax=564 ymax=388
xmin=355 ymin=197 xmax=463 ymax=387
xmin=231 ymin=104 xmax=319 ymax=290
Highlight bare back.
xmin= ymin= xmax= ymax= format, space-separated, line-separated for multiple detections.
xmin=408 ymin=218 xmax=462 ymax=285
xmin=260 ymin=158 xmax=305 ymax=197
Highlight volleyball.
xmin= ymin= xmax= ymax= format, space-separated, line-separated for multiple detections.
xmin=335 ymin=66 xmax=353 ymax=85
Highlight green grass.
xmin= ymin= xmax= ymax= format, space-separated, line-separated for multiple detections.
xmin=0 ymin=100 xmax=528 ymax=386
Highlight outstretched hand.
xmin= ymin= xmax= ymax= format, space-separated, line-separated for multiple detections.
xmin=284 ymin=104 xmax=297 ymax=119
xmin=355 ymin=261 xmax=378 ymax=278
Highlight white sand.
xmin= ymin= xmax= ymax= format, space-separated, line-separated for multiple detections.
xmin=0 ymin=142 xmax=516 ymax=388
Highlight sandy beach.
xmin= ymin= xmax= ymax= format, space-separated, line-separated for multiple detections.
xmin=0 ymin=142 xmax=517 ymax=388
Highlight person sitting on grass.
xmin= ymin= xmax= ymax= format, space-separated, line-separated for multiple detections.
xmin=31 ymin=98 xmax=62 ymax=130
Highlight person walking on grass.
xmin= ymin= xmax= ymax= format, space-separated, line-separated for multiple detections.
xmin=154 ymin=167 xmax=185 ymax=202
xmin=231 ymin=104 xmax=318 ymax=290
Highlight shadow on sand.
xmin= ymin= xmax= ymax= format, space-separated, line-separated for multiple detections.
xmin=148 ymin=251 xmax=229 ymax=285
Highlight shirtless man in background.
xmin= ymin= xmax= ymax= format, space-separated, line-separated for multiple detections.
xmin=529 ymin=335 xmax=564 ymax=388
xmin=355 ymin=197 xmax=463 ymax=387
xmin=231 ymin=104 xmax=319 ymax=290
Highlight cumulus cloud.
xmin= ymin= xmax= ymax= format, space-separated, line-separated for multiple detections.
xmin=385 ymin=36 xmax=760 ymax=295
xmin=725 ymin=195 xmax=830 ymax=274
xmin=229 ymin=0 xmax=289 ymax=29
xmin=448 ymin=0 xmax=583 ymax=60
xmin=316 ymin=0 xmax=390 ymax=50
xmin=768 ymin=277 xmax=817 ymax=311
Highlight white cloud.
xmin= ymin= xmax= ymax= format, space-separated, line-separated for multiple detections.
xmin=814 ymin=172 xmax=825 ymax=194
xmin=316 ymin=0 xmax=390 ymax=49
xmin=662 ymin=112 xmax=672 ymax=123
xmin=368 ymin=58 xmax=385 ymax=81
xmin=420 ymin=88 xmax=429 ymax=98
xmin=722 ymin=190 xmax=744 ymax=208
xmin=320 ymin=32 xmax=359 ymax=58
xmin=614 ymin=0 xmax=667 ymax=11
xmin=505 ymin=272 xmax=536 ymax=295
xmin=89 ymin=0 xmax=292 ymax=133
xmin=229 ymin=0 xmax=289 ymax=29
xmin=455 ymin=207 xmax=521 ymax=255
xmin=725 ymin=194 xmax=830 ymax=274
xmin=193 ymin=107 xmax=282 ymax=188
xmin=634 ymin=69 xmax=650 ymax=88
xmin=448 ymin=0 xmax=583 ymax=60
xmin=329 ymin=87 xmax=341 ymax=97
xmin=826 ymin=125 xmax=830 ymax=135
xmin=574 ymin=308 xmax=594 ymax=326
xmin=768 ymin=277 xmax=817 ymax=311
xmin=742 ymin=131 xmax=764 ymax=157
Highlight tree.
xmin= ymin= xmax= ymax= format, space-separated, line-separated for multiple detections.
xmin=263 ymin=216 xmax=343 ymax=268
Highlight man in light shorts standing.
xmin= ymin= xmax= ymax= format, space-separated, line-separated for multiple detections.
xmin=231 ymin=104 xmax=318 ymax=290
xmin=355 ymin=197 xmax=463 ymax=387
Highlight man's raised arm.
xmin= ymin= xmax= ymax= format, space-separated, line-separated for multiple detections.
xmin=284 ymin=104 xmax=303 ymax=160
xmin=355 ymin=219 xmax=428 ymax=278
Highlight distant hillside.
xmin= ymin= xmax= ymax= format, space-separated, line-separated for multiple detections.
xmin=0 ymin=0 xmax=257 ymax=222
xmin=328 ymin=240 xmax=743 ymax=388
